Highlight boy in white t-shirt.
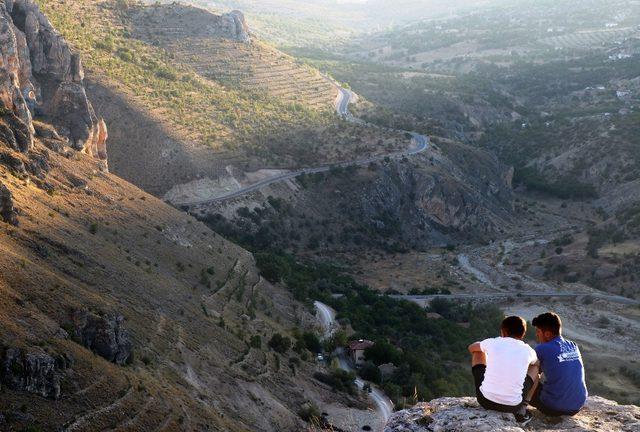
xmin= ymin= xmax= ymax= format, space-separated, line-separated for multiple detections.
xmin=468 ymin=316 xmax=539 ymax=424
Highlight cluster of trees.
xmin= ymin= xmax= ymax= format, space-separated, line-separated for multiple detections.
xmin=250 ymin=249 xmax=504 ymax=406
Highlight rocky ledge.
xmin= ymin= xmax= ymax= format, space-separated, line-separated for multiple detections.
xmin=384 ymin=397 xmax=640 ymax=432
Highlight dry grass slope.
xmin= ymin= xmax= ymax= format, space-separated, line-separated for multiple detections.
xmin=0 ymin=134 xmax=348 ymax=431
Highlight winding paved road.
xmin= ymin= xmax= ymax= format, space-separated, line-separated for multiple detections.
xmin=179 ymin=86 xmax=429 ymax=206
xmin=314 ymin=301 xmax=394 ymax=429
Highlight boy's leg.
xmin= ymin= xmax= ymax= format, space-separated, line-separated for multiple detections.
xmin=522 ymin=363 xmax=539 ymax=403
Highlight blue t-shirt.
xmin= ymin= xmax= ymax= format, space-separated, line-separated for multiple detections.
xmin=535 ymin=336 xmax=588 ymax=412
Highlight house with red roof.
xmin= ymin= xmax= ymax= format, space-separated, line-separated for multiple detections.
xmin=347 ymin=339 xmax=375 ymax=366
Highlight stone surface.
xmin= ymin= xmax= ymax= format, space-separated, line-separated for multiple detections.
xmin=0 ymin=2 xmax=34 ymax=141
xmin=50 ymin=82 xmax=108 ymax=160
xmin=0 ymin=181 xmax=18 ymax=225
xmin=384 ymin=396 xmax=640 ymax=432
xmin=221 ymin=10 xmax=250 ymax=42
xmin=0 ymin=0 xmax=107 ymax=160
xmin=0 ymin=112 xmax=32 ymax=152
xmin=0 ymin=348 xmax=72 ymax=399
xmin=10 ymin=0 xmax=77 ymax=83
xmin=68 ymin=309 xmax=133 ymax=365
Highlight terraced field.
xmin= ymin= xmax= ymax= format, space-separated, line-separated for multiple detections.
xmin=539 ymin=28 xmax=637 ymax=49
xmin=36 ymin=0 xmax=394 ymax=194
xmin=130 ymin=4 xmax=337 ymax=110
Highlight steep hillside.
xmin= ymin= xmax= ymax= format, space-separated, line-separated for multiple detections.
xmin=192 ymin=136 xmax=514 ymax=255
xmin=34 ymin=0 xmax=404 ymax=196
xmin=0 ymin=2 xmax=369 ymax=430
xmin=130 ymin=3 xmax=336 ymax=109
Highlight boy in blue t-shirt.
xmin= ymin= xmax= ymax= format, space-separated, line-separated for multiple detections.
xmin=529 ymin=312 xmax=588 ymax=416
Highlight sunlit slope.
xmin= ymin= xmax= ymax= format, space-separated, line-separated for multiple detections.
xmin=35 ymin=0 xmax=364 ymax=195
xmin=130 ymin=3 xmax=337 ymax=109
xmin=0 ymin=138 xmax=332 ymax=431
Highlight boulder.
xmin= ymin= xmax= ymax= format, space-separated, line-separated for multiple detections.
xmin=0 ymin=347 xmax=72 ymax=399
xmin=68 ymin=309 xmax=133 ymax=365
xmin=0 ymin=181 xmax=18 ymax=225
xmin=384 ymin=396 xmax=640 ymax=432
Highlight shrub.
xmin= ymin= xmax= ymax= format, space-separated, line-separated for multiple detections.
xmin=268 ymin=333 xmax=291 ymax=353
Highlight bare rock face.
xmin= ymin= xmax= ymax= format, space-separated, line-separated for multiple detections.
xmin=0 ymin=181 xmax=18 ymax=225
xmin=0 ymin=111 xmax=33 ymax=152
xmin=50 ymin=82 xmax=108 ymax=160
xmin=0 ymin=347 xmax=72 ymax=399
xmin=0 ymin=2 xmax=34 ymax=143
xmin=68 ymin=309 xmax=133 ymax=365
xmin=9 ymin=0 xmax=78 ymax=83
xmin=358 ymin=151 xmax=513 ymax=247
xmin=384 ymin=396 xmax=640 ymax=432
xmin=221 ymin=10 xmax=250 ymax=43
xmin=0 ymin=0 xmax=107 ymax=161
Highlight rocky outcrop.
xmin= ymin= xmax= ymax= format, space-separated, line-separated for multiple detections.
xmin=0 ymin=111 xmax=33 ymax=152
xmin=359 ymin=151 xmax=513 ymax=247
xmin=67 ymin=310 xmax=133 ymax=365
xmin=384 ymin=396 xmax=640 ymax=432
xmin=0 ymin=181 xmax=18 ymax=225
xmin=0 ymin=347 xmax=72 ymax=399
xmin=221 ymin=10 xmax=250 ymax=43
xmin=0 ymin=2 xmax=34 ymax=143
xmin=8 ymin=0 xmax=79 ymax=84
xmin=50 ymin=82 xmax=108 ymax=158
xmin=0 ymin=0 xmax=107 ymax=161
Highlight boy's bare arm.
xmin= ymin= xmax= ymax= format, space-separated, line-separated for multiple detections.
xmin=468 ymin=342 xmax=482 ymax=353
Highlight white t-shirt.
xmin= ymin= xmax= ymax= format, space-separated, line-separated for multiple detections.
xmin=479 ymin=337 xmax=538 ymax=406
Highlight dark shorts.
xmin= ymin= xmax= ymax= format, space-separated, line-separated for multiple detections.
xmin=530 ymin=384 xmax=580 ymax=417
xmin=472 ymin=365 xmax=521 ymax=413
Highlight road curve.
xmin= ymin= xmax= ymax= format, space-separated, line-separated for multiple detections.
xmin=177 ymin=86 xmax=430 ymax=206
xmin=314 ymin=300 xmax=337 ymax=339
xmin=314 ymin=302 xmax=394 ymax=428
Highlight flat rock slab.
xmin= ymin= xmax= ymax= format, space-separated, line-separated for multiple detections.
xmin=384 ymin=396 xmax=640 ymax=431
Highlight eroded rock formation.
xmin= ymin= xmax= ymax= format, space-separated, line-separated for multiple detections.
xmin=0 ymin=181 xmax=18 ymax=225
xmin=67 ymin=309 xmax=133 ymax=365
xmin=0 ymin=347 xmax=72 ymax=399
xmin=221 ymin=10 xmax=250 ymax=43
xmin=384 ymin=396 xmax=640 ymax=432
xmin=0 ymin=0 xmax=107 ymax=162
xmin=50 ymin=82 xmax=108 ymax=158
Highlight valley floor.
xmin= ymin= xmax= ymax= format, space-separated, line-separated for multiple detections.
xmin=350 ymin=192 xmax=640 ymax=405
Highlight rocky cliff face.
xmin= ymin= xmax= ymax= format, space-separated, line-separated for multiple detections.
xmin=0 ymin=0 xmax=107 ymax=163
xmin=1 ymin=348 xmax=72 ymax=399
xmin=67 ymin=309 xmax=133 ymax=365
xmin=384 ymin=397 xmax=640 ymax=432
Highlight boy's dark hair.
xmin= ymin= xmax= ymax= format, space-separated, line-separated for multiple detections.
xmin=501 ymin=316 xmax=526 ymax=339
xmin=532 ymin=312 xmax=562 ymax=335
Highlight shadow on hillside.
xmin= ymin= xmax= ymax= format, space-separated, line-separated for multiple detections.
xmin=85 ymin=75 xmax=241 ymax=196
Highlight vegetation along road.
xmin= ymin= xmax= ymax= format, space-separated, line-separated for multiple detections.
xmin=314 ymin=301 xmax=394 ymax=426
